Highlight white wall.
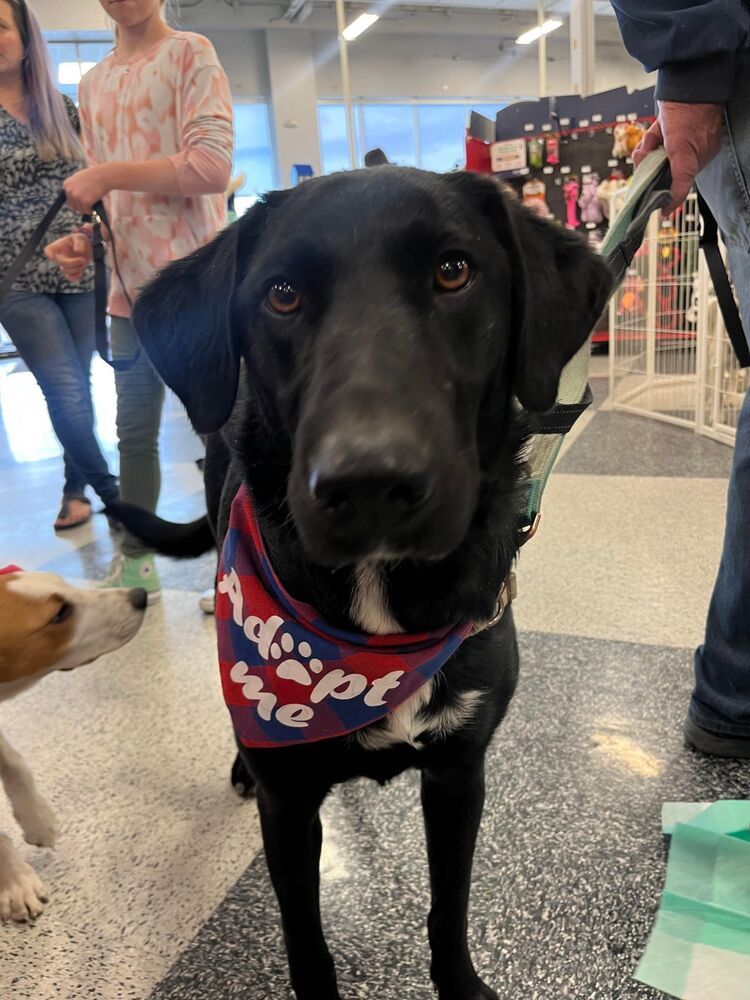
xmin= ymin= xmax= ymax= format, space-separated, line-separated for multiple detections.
xmin=265 ymin=30 xmax=322 ymax=184
xmin=208 ymin=31 xmax=268 ymax=100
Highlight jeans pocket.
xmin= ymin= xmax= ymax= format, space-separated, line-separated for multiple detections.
xmin=698 ymin=101 xmax=750 ymax=253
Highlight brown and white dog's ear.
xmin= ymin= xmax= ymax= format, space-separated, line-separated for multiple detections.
xmin=132 ymin=193 xmax=287 ymax=435
xmin=445 ymin=172 xmax=613 ymax=413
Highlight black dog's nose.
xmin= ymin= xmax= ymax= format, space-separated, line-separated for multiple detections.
xmin=309 ymin=435 xmax=432 ymax=526
xmin=129 ymin=587 xmax=148 ymax=611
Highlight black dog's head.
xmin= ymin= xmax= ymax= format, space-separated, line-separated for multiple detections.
xmin=133 ymin=168 xmax=611 ymax=567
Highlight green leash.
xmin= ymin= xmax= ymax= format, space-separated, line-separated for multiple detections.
xmin=519 ymin=149 xmax=673 ymax=543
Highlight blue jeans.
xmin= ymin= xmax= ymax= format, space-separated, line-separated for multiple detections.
xmin=0 ymin=289 xmax=119 ymax=505
xmin=690 ymin=73 xmax=750 ymax=736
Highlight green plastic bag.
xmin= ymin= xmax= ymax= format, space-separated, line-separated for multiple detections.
xmin=635 ymin=801 xmax=750 ymax=999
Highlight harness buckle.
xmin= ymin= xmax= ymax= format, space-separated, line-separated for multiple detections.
xmin=519 ymin=512 xmax=541 ymax=546
xmin=473 ymin=571 xmax=517 ymax=635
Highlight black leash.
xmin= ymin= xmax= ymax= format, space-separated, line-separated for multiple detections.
xmin=696 ymin=190 xmax=750 ymax=368
xmin=0 ymin=192 xmax=139 ymax=372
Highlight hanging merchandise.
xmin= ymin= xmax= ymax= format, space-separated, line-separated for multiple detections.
xmin=579 ymin=172 xmax=603 ymax=225
xmin=597 ymin=170 xmax=628 ymax=219
xmin=612 ymin=121 xmax=646 ymax=159
xmin=545 ymin=135 xmax=560 ymax=165
xmin=522 ymin=177 xmax=550 ymax=218
xmin=563 ymin=177 xmax=581 ymax=229
xmin=527 ymin=138 xmax=544 ymax=169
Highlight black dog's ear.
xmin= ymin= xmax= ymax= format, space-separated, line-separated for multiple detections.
xmin=446 ymin=172 xmax=613 ymax=412
xmin=132 ymin=198 xmax=275 ymax=434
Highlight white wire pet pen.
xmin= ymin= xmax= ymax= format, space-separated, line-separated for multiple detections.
xmin=608 ymin=191 xmax=749 ymax=445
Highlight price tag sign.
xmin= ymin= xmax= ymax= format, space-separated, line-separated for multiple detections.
xmin=560 ymin=117 xmax=570 ymax=126
xmin=586 ymin=222 xmax=597 ymax=230
xmin=519 ymin=167 xmax=530 ymax=175
xmin=560 ymin=166 xmax=571 ymax=175
xmin=616 ymin=114 xmax=627 ymax=123
xmin=592 ymin=114 xmax=603 ymax=123
xmin=581 ymin=165 xmax=591 ymax=174
xmin=489 ymin=138 xmax=528 ymax=173
xmin=524 ymin=123 xmax=535 ymax=132
xmin=608 ymin=159 xmax=619 ymax=167
xmin=543 ymin=166 xmax=554 ymax=174
xmin=579 ymin=118 xmax=590 ymax=127
xmin=627 ymin=112 xmax=638 ymax=121
xmin=542 ymin=123 xmax=552 ymax=132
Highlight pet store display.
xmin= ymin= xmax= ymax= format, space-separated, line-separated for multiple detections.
xmin=522 ymin=177 xmax=551 ymax=218
xmin=465 ymin=85 xmax=657 ymax=342
xmin=563 ymin=177 xmax=581 ymax=229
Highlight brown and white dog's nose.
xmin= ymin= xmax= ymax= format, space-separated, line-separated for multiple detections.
xmin=308 ymin=433 xmax=433 ymax=529
xmin=129 ymin=587 xmax=149 ymax=611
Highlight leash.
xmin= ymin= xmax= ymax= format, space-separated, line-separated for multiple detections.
xmin=519 ymin=148 xmax=748 ymax=543
xmin=696 ymin=189 xmax=750 ymax=369
xmin=0 ymin=192 xmax=139 ymax=372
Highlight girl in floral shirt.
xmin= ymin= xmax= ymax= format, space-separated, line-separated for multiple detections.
xmin=47 ymin=0 xmax=233 ymax=600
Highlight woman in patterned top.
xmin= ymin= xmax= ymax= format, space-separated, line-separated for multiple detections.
xmin=0 ymin=0 xmax=119 ymax=530
xmin=47 ymin=0 xmax=233 ymax=600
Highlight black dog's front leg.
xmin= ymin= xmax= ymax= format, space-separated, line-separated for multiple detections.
xmin=421 ymin=758 xmax=498 ymax=1000
xmin=256 ymin=784 xmax=341 ymax=1000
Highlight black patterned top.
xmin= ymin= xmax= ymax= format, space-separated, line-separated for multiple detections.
xmin=0 ymin=94 xmax=94 ymax=294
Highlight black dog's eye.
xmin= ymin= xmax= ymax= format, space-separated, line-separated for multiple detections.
xmin=50 ymin=602 xmax=73 ymax=625
xmin=435 ymin=254 xmax=473 ymax=292
xmin=267 ymin=280 xmax=301 ymax=315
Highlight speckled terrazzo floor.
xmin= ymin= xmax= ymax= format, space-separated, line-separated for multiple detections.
xmin=0 ymin=355 xmax=747 ymax=1000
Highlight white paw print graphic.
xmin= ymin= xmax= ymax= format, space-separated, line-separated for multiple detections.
xmin=271 ymin=632 xmax=325 ymax=686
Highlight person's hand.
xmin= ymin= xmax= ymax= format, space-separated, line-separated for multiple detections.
xmin=634 ymin=101 xmax=723 ymax=212
xmin=45 ymin=232 xmax=93 ymax=283
xmin=63 ymin=164 xmax=113 ymax=214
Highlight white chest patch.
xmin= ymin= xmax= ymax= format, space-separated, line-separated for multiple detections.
xmin=350 ymin=563 xmax=402 ymax=636
xmin=356 ymin=683 xmax=485 ymax=751
xmin=349 ymin=564 xmax=484 ymax=750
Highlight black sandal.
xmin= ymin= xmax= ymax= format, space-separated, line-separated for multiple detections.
xmin=54 ymin=496 xmax=92 ymax=531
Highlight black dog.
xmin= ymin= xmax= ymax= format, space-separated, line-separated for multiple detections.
xmin=113 ymin=167 xmax=611 ymax=1000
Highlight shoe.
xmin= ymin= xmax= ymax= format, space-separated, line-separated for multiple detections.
xmin=54 ymin=496 xmax=92 ymax=531
xmin=101 ymin=553 xmax=161 ymax=604
xmin=684 ymin=715 xmax=750 ymax=759
xmin=199 ymin=588 xmax=215 ymax=615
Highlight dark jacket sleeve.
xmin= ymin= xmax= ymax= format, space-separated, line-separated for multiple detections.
xmin=611 ymin=0 xmax=750 ymax=102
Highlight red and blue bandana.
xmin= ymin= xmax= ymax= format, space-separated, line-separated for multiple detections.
xmin=216 ymin=485 xmax=472 ymax=748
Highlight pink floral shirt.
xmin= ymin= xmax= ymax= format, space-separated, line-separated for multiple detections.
xmin=79 ymin=32 xmax=234 ymax=317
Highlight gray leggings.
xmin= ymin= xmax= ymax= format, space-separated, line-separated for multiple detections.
xmin=110 ymin=316 xmax=165 ymax=558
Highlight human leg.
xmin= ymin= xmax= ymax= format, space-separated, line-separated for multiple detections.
xmin=689 ymin=86 xmax=750 ymax=750
xmin=0 ymin=290 xmax=119 ymax=512
xmin=106 ymin=316 xmax=164 ymax=597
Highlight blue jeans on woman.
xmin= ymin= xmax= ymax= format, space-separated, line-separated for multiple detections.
xmin=0 ymin=289 xmax=119 ymax=505
xmin=690 ymin=70 xmax=750 ymax=739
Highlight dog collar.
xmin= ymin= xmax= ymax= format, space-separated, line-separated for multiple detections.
xmin=0 ymin=565 xmax=23 ymax=575
xmin=216 ymin=485 xmax=473 ymax=748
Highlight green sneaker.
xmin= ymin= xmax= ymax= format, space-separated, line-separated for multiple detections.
xmin=102 ymin=553 xmax=161 ymax=604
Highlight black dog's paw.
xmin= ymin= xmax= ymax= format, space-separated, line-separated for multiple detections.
xmin=230 ymin=752 xmax=257 ymax=799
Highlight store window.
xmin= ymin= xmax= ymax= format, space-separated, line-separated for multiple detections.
xmin=362 ymin=105 xmax=417 ymax=167
xmin=233 ymin=103 xmax=277 ymax=212
xmin=319 ymin=104 xmax=357 ymax=174
xmin=319 ymin=101 xmax=508 ymax=174
xmin=417 ymin=105 xmax=468 ymax=173
xmin=46 ymin=40 xmax=113 ymax=100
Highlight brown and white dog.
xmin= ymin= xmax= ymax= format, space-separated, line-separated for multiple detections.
xmin=0 ymin=566 xmax=146 ymax=922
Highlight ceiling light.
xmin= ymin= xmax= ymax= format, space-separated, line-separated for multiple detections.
xmin=342 ymin=12 xmax=379 ymax=41
xmin=515 ymin=19 xmax=563 ymax=45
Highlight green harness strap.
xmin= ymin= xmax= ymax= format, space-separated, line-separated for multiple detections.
xmin=519 ymin=148 xmax=672 ymax=542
